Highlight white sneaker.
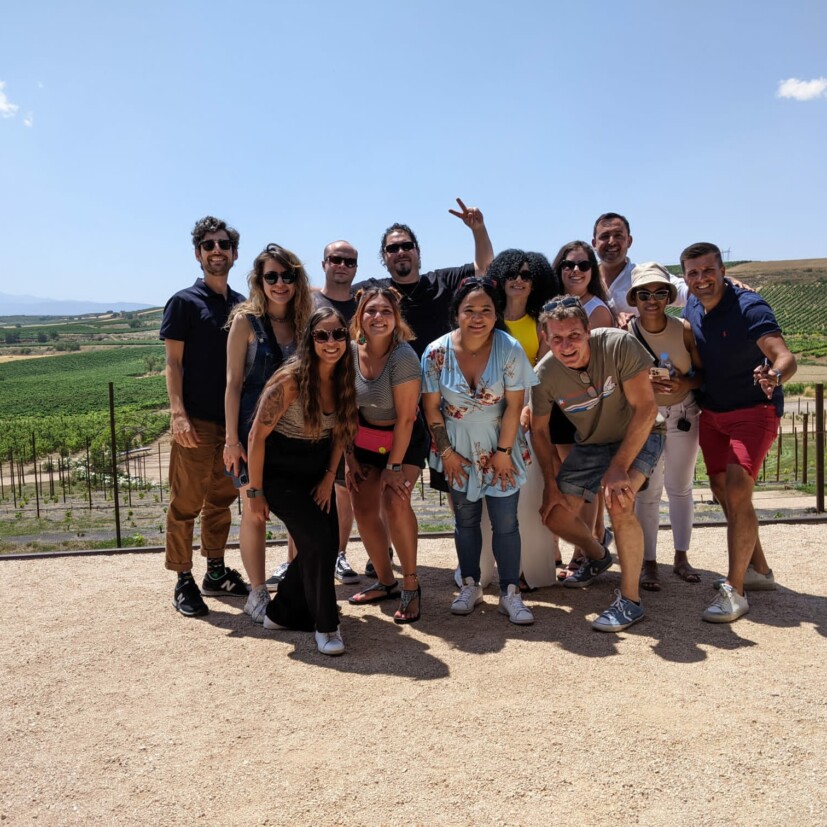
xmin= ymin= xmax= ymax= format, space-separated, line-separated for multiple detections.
xmin=713 ymin=565 xmax=776 ymax=591
xmin=263 ymin=615 xmax=289 ymax=630
xmin=703 ymin=583 xmax=750 ymax=623
xmin=498 ymin=584 xmax=534 ymax=625
xmin=315 ymin=628 xmax=345 ymax=656
xmin=451 ymin=577 xmax=483 ymax=615
xmin=453 ymin=566 xmax=463 ymax=589
xmin=244 ymin=584 xmax=270 ymax=624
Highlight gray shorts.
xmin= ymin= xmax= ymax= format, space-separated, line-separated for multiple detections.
xmin=557 ymin=432 xmax=665 ymax=503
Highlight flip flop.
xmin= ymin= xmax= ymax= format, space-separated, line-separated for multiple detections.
xmin=348 ymin=580 xmax=399 ymax=605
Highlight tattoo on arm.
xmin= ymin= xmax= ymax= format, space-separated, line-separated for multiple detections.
xmin=430 ymin=423 xmax=451 ymax=454
xmin=259 ymin=382 xmax=287 ymax=428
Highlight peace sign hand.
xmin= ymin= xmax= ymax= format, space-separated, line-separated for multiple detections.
xmin=448 ymin=197 xmax=485 ymax=230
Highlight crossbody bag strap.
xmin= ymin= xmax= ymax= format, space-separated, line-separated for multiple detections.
xmin=629 ymin=318 xmax=659 ymax=364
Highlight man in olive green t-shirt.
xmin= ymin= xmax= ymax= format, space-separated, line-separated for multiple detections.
xmin=530 ymin=297 xmax=664 ymax=632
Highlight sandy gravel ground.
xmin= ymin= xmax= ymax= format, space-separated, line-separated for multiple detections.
xmin=1 ymin=524 xmax=826 ymax=826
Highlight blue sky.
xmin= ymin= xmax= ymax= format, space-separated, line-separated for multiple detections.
xmin=1 ymin=0 xmax=825 ymax=306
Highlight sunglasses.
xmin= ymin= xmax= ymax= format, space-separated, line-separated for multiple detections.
xmin=459 ymin=276 xmax=499 ymax=290
xmin=311 ymin=327 xmax=348 ymax=343
xmin=505 ymin=270 xmax=533 ymax=282
xmin=635 ymin=288 xmax=671 ymax=302
xmin=384 ymin=241 xmax=416 ymax=254
xmin=560 ymin=259 xmax=592 ymax=272
xmin=263 ymin=271 xmax=297 ymax=285
xmin=200 ymin=239 xmax=233 ymax=252
xmin=542 ymin=296 xmax=582 ymax=312
xmin=326 ymin=255 xmax=358 ymax=268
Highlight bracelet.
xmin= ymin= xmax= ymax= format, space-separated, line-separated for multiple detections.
xmin=440 ymin=446 xmax=454 ymax=459
xmin=325 ymin=468 xmax=335 ymax=476
xmin=225 ymin=441 xmax=242 ymax=449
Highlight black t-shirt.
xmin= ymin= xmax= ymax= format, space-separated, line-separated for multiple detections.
xmin=159 ymin=278 xmax=245 ymax=423
xmin=313 ymin=290 xmax=357 ymax=324
xmin=355 ymin=264 xmax=474 ymax=358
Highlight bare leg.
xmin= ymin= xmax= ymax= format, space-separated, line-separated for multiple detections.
xmin=238 ymin=494 xmax=266 ymax=588
xmin=335 ymin=483 xmax=354 ymax=552
xmin=383 ymin=466 xmax=421 ymax=620
xmin=605 ymin=469 xmax=647 ymax=604
xmin=350 ymin=468 xmax=395 ymax=587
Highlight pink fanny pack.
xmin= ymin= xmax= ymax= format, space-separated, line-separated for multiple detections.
xmin=354 ymin=416 xmax=394 ymax=455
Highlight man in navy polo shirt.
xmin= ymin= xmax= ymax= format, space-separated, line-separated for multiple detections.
xmin=160 ymin=216 xmax=250 ymax=617
xmin=681 ymin=242 xmax=796 ymax=623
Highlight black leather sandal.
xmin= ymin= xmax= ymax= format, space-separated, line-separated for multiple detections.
xmin=348 ymin=580 xmax=399 ymax=605
xmin=394 ymin=575 xmax=421 ymax=624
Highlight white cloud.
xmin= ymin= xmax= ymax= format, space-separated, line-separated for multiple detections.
xmin=0 ymin=81 xmax=20 ymax=118
xmin=777 ymin=77 xmax=827 ymax=101
xmin=23 ymin=112 xmax=33 ymax=127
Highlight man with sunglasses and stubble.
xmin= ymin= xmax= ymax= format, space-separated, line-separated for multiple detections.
xmin=530 ymin=296 xmax=665 ymax=632
xmin=356 ymin=198 xmax=494 ymax=358
xmin=160 ymin=216 xmax=250 ymax=617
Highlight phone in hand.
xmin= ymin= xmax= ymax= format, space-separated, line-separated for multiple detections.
xmin=649 ymin=367 xmax=671 ymax=381
xmin=224 ymin=459 xmax=249 ymax=489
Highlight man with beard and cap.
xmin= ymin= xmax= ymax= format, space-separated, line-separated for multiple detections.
xmin=161 ymin=215 xmax=249 ymax=617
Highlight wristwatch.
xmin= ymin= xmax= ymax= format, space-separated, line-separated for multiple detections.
xmin=496 ymin=446 xmax=513 ymax=456
xmin=387 ymin=463 xmax=403 ymax=472
xmin=246 ymin=487 xmax=265 ymax=498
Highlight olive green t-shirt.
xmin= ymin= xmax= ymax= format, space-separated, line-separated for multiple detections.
xmin=532 ymin=328 xmax=663 ymax=445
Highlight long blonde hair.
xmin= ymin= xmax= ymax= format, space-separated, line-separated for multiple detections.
xmin=228 ymin=243 xmax=312 ymax=337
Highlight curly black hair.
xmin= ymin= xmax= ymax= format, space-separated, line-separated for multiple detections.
xmin=191 ymin=215 xmax=240 ymax=251
xmin=487 ymin=248 xmax=561 ymax=321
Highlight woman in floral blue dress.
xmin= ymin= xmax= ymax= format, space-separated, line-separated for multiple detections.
xmin=421 ymin=277 xmax=539 ymax=625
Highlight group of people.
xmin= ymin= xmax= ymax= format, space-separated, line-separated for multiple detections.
xmin=160 ymin=205 xmax=796 ymax=655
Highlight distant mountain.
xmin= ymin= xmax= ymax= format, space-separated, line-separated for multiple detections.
xmin=0 ymin=292 xmax=154 ymax=317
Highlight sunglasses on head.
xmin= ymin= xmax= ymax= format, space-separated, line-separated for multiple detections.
xmin=560 ymin=259 xmax=592 ymax=272
xmin=635 ymin=288 xmax=671 ymax=302
xmin=542 ymin=296 xmax=582 ymax=312
xmin=505 ymin=270 xmax=533 ymax=282
xmin=200 ymin=239 xmax=233 ymax=252
xmin=459 ymin=276 xmax=499 ymax=290
xmin=384 ymin=241 xmax=416 ymax=254
xmin=263 ymin=270 xmax=297 ymax=285
xmin=311 ymin=327 xmax=348 ymax=343
xmin=326 ymin=255 xmax=358 ymax=268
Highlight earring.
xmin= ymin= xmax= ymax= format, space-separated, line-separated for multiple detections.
xmin=358 ymin=333 xmax=366 ymax=345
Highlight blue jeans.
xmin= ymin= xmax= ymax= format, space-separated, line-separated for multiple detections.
xmin=452 ymin=490 xmax=521 ymax=593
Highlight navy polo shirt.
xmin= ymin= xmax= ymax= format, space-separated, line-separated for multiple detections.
xmin=683 ymin=280 xmax=784 ymax=416
xmin=355 ymin=264 xmax=474 ymax=358
xmin=160 ymin=278 xmax=245 ymax=423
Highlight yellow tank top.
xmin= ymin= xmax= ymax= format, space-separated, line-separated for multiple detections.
xmin=505 ymin=314 xmax=540 ymax=365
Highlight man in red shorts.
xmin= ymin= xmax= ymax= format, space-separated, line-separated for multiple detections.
xmin=681 ymin=242 xmax=797 ymax=623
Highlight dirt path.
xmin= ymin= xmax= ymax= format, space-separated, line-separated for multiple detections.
xmin=1 ymin=524 xmax=825 ymax=826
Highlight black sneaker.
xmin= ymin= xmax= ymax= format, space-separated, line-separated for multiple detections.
xmin=265 ymin=561 xmax=290 ymax=592
xmin=562 ymin=548 xmax=614 ymax=589
xmin=201 ymin=567 xmax=250 ymax=597
xmin=173 ymin=580 xmax=209 ymax=617
xmin=334 ymin=552 xmax=360 ymax=584
xmin=365 ymin=547 xmax=394 ymax=578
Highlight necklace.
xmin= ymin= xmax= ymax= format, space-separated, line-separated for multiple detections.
xmin=267 ymin=313 xmax=289 ymax=323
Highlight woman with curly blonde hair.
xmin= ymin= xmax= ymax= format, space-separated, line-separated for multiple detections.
xmin=224 ymin=243 xmax=312 ymax=623
xmin=345 ymin=286 xmax=428 ymax=623
xmin=247 ymin=307 xmax=358 ymax=655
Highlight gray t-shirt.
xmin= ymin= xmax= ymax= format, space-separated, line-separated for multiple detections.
xmin=532 ymin=328 xmax=661 ymax=444
xmin=353 ymin=340 xmax=421 ymax=422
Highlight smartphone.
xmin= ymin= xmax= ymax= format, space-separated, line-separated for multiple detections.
xmin=649 ymin=367 xmax=671 ymax=381
xmin=224 ymin=459 xmax=249 ymax=489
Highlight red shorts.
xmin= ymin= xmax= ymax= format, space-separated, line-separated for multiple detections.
xmin=698 ymin=405 xmax=779 ymax=480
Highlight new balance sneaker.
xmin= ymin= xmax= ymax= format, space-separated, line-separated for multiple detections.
xmin=498 ymin=584 xmax=534 ymax=625
xmin=244 ymin=584 xmax=271 ymax=624
xmin=713 ymin=566 xmax=776 ymax=591
xmin=365 ymin=547 xmax=394 ymax=577
xmin=334 ymin=552 xmax=360 ymax=584
xmin=265 ymin=561 xmax=290 ymax=592
xmin=201 ymin=567 xmax=250 ymax=596
xmin=703 ymin=583 xmax=750 ymax=623
xmin=173 ymin=579 xmax=209 ymax=617
xmin=451 ymin=577 xmax=484 ymax=615
xmin=562 ymin=547 xmax=614 ymax=588
xmin=592 ymin=590 xmax=644 ymax=632
xmin=315 ymin=628 xmax=346 ymax=656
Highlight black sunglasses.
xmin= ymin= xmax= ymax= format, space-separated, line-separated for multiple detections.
xmin=505 ymin=270 xmax=533 ymax=282
xmin=326 ymin=255 xmax=358 ymax=268
xmin=263 ymin=270 xmax=297 ymax=285
xmin=635 ymin=288 xmax=671 ymax=302
xmin=560 ymin=259 xmax=592 ymax=272
xmin=542 ymin=296 xmax=582 ymax=312
xmin=200 ymin=239 xmax=233 ymax=252
xmin=311 ymin=327 xmax=348 ymax=343
xmin=459 ymin=276 xmax=499 ymax=290
xmin=384 ymin=241 xmax=416 ymax=254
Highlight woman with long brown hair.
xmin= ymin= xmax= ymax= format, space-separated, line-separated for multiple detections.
xmin=246 ymin=307 xmax=358 ymax=655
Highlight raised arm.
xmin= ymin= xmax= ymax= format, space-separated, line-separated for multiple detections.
xmin=448 ymin=197 xmax=494 ymax=276
xmin=165 ymin=339 xmax=198 ymax=448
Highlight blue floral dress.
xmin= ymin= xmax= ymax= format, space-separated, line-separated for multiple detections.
xmin=421 ymin=329 xmax=539 ymax=502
